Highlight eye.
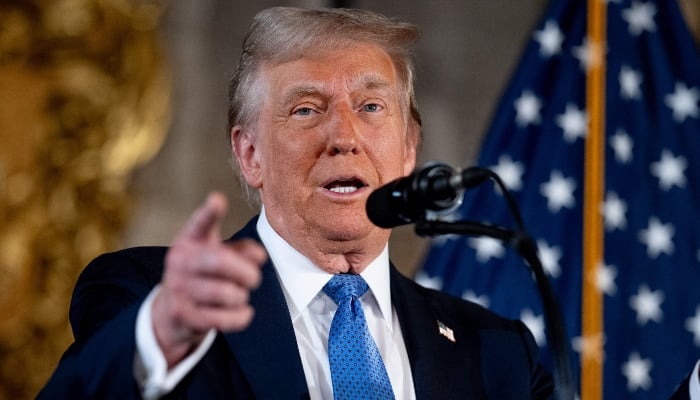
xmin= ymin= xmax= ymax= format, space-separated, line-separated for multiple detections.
xmin=293 ymin=107 xmax=315 ymax=116
xmin=362 ymin=103 xmax=382 ymax=112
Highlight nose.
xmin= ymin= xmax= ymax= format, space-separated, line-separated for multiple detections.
xmin=327 ymin=106 xmax=359 ymax=155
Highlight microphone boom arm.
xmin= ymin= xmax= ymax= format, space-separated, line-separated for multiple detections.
xmin=415 ymin=220 xmax=516 ymax=242
xmin=413 ymin=168 xmax=575 ymax=400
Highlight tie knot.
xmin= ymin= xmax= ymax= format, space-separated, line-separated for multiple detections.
xmin=322 ymin=274 xmax=369 ymax=305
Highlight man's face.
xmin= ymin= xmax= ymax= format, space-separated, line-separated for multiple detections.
xmin=234 ymin=42 xmax=417 ymax=261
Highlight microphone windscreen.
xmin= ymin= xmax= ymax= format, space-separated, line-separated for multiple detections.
xmin=365 ymin=181 xmax=412 ymax=228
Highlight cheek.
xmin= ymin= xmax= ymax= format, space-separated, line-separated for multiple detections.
xmin=371 ymin=132 xmax=413 ymax=173
xmin=261 ymin=136 xmax=319 ymax=184
xmin=274 ymin=138 xmax=320 ymax=169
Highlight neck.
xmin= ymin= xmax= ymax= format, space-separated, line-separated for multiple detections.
xmin=285 ymin=233 xmax=387 ymax=275
xmin=261 ymin=209 xmax=389 ymax=274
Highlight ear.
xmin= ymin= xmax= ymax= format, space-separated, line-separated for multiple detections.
xmin=231 ymin=125 xmax=263 ymax=188
xmin=402 ymin=119 xmax=419 ymax=175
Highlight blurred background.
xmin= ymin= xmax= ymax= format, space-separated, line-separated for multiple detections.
xmin=0 ymin=0 xmax=698 ymax=398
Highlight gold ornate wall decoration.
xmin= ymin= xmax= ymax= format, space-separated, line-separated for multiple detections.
xmin=0 ymin=0 xmax=170 ymax=397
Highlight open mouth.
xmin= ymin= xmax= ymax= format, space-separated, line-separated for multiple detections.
xmin=323 ymin=178 xmax=367 ymax=194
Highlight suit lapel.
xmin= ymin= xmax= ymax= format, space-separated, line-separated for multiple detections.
xmin=222 ymin=219 xmax=309 ymax=399
xmin=390 ymin=266 xmax=487 ymax=400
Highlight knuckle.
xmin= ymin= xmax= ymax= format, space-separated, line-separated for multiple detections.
xmin=169 ymin=302 xmax=189 ymax=326
xmin=228 ymin=286 xmax=249 ymax=306
xmin=166 ymin=274 xmax=188 ymax=294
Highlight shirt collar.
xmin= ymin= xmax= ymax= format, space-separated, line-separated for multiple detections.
xmin=256 ymin=208 xmax=394 ymax=329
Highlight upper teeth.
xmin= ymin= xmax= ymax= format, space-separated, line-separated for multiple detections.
xmin=330 ymin=186 xmax=358 ymax=193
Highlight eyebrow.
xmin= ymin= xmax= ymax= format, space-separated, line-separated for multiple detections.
xmin=280 ymin=85 xmax=324 ymax=108
xmin=352 ymin=73 xmax=393 ymax=94
xmin=279 ymin=73 xmax=395 ymax=108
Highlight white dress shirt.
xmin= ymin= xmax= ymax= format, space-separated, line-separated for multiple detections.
xmin=256 ymin=209 xmax=415 ymax=400
xmin=135 ymin=209 xmax=416 ymax=399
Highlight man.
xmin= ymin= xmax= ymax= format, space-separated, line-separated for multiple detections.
xmin=40 ymin=7 xmax=555 ymax=399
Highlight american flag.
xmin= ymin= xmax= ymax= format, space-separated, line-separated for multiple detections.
xmin=416 ymin=0 xmax=700 ymax=398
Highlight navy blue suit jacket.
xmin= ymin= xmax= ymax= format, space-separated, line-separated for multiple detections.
xmin=40 ymin=217 xmax=554 ymax=399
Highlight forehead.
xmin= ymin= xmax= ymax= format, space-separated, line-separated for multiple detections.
xmin=259 ymin=42 xmax=400 ymax=97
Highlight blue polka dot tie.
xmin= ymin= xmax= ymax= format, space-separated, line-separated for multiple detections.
xmin=323 ymin=274 xmax=395 ymax=400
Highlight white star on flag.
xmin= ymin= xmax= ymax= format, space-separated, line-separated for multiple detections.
xmin=639 ymin=217 xmax=675 ymax=258
xmin=686 ymin=306 xmax=700 ymax=347
xmin=622 ymin=1 xmax=657 ymax=35
xmin=556 ymin=103 xmax=588 ymax=142
xmin=572 ymin=333 xmax=606 ymax=363
xmin=520 ymin=309 xmax=546 ymax=346
xmin=664 ymin=81 xmax=700 ymax=122
xmin=572 ymin=38 xmax=592 ymax=70
xmin=622 ymin=351 xmax=653 ymax=391
xmin=534 ymin=20 xmax=564 ymax=57
xmin=630 ymin=285 xmax=664 ymax=325
xmin=595 ymin=262 xmax=618 ymax=296
xmin=619 ymin=65 xmax=643 ymax=100
xmin=491 ymin=155 xmax=525 ymax=192
xmin=540 ymin=170 xmax=577 ymax=212
xmin=572 ymin=37 xmax=604 ymax=70
xmin=514 ymin=90 xmax=542 ymax=127
xmin=462 ymin=290 xmax=490 ymax=308
xmin=610 ymin=129 xmax=634 ymax=163
xmin=650 ymin=149 xmax=687 ymax=190
xmin=602 ymin=191 xmax=628 ymax=231
xmin=537 ymin=240 xmax=562 ymax=278
xmin=414 ymin=271 xmax=442 ymax=290
xmin=468 ymin=237 xmax=505 ymax=263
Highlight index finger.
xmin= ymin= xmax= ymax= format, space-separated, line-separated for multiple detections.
xmin=177 ymin=192 xmax=228 ymax=242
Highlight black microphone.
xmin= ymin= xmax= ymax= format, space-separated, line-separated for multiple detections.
xmin=365 ymin=162 xmax=491 ymax=228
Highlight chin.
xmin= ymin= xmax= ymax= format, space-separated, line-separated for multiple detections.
xmin=310 ymin=203 xmax=386 ymax=242
xmin=319 ymin=218 xmax=376 ymax=241
xmin=323 ymin=224 xmax=369 ymax=241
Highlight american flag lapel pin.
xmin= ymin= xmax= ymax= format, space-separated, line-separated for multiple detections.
xmin=437 ymin=320 xmax=455 ymax=343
